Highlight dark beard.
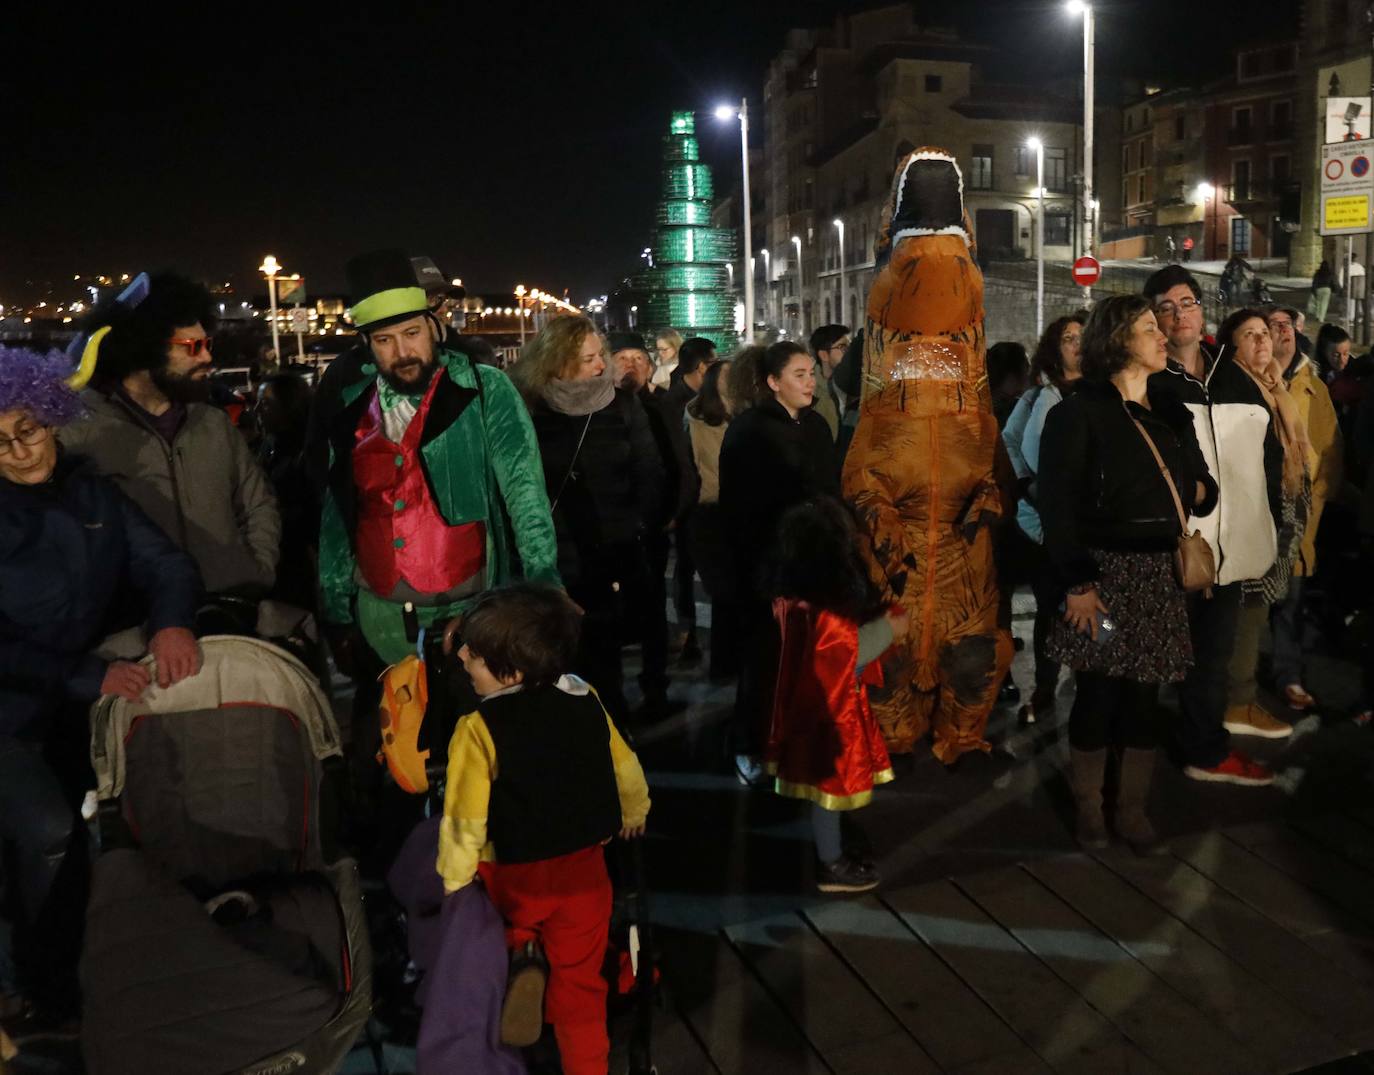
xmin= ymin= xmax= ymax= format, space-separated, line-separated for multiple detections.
xmin=380 ymin=358 xmax=438 ymax=396
xmin=151 ymin=364 xmax=212 ymax=404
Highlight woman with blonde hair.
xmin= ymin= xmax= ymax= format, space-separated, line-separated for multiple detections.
xmin=652 ymin=328 xmax=683 ymax=390
xmin=509 ymin=316 xmax=664 ymax=722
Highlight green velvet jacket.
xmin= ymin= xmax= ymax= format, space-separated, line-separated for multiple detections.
xmin=318 ymin=348 xmax=560 ymax=661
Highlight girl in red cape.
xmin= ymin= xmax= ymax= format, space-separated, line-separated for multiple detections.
xmin=764 ymin=498 xmax=909 ymax=893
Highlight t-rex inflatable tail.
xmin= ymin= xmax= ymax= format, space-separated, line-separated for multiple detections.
xmin=842 ymin=148 xmax=1013 ymax=762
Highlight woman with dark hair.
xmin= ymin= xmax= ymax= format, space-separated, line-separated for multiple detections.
xmin=1002 ymin=312 xmax=1087 ymax=726
xmin=719 ymin=341 xmax=838 ymax=782
xmin=509 ymin=316 xmax=663 ymax=724
xmin=1319 ymin=323 xmax=1369 ymax=443
xmin=1309 ymin=259 xmax=1337 ymax=322
xmin=1212 ymin=308 xmax=1312 ymax=733
xmin=1039 ymin=295 xmax=1217 ymax=853
xmin=0 ymin=347 xmax=201 ymax=1022
xmin=686 ymin=358 xmax=737 ymax=678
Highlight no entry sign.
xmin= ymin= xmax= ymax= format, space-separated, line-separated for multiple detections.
xmin=1072 ymin=256 xmax=1101 ymax=287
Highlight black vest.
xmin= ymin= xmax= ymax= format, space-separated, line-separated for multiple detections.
xmin=481 ymin=684 xmax=622 ymax=864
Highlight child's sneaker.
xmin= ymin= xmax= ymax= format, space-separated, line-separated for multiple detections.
xmin=816 ymin=854 xmax=880 ymax=894
xmin=500 ymin=941 xmax=548 ymax=1047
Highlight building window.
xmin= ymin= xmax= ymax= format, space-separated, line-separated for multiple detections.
xmin=804 ymin=67 xmax=818 ymax=89
xmin=969 ymin=144 xmax=994 ymax=190
xmin=1231 ymin=216 xmax=1252 ymax=256
xmin=1015 ymin=146 xmax=1030 ymax=176
xmin=1239 ymin=50 xmax=1262 ymax=79
xmin=1045 ymin=147 xmax=1067 ymax=192
xmin=1175 ymin=115 xmax=1186 ymax=141
xmin=1137 ymin=175 xmax=1146 ymax=204
xmin=1122 ymin=144 xmax=1131 ymax=172
xmin=1045 ymin=211 xmax=1070 ymax=246
xmin=1233 ymin=159 xmax=1251 ymax=199
xmin=1271 ymin=155 xmax=1290 ymax=181
xmin=1123 ymin=178 xmax=1130 ymax=205
xmin=1233 ymin=106 xmax=1252 ymax=132
xmin=925 ymin=74 xmax=942 ymax=93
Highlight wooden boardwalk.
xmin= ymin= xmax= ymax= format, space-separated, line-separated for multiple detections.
xmin=645 ymin=812 xmax=1374 ymax=1075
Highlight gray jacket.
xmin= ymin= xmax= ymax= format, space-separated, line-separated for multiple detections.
xmin=60 ymin=390 xmax=281 ymax=595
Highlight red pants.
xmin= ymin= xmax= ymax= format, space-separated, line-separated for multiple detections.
xmin=479 ymin=845 xmax=612 ymax=1075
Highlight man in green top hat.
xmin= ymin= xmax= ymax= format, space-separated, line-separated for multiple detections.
xmin=317 ymin=248 xmax=558 ymax=674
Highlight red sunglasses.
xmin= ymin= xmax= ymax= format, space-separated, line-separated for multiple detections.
xmin=168 ymin=336 xmax=214 ymax=357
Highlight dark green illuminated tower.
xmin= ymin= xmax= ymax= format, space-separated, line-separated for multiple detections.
xmin=640 ymin=111 xmax=736 ymax=349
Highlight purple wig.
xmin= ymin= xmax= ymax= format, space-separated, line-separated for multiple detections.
xmin=0 ymin=346 xmax=86 ymax=427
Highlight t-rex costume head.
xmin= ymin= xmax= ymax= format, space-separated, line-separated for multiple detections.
xmin=842 ymin=147 xmax=1012 ymax=762
xmin=862 ymin=148 xmax=988 ymax=410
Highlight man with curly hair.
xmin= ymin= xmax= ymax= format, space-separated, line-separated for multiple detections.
xmin=61 ymin=272 xmax=281 ymax=601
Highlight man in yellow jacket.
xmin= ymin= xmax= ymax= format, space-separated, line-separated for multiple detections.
xmin=1267 ymin=306 xmax=1342 ymax=710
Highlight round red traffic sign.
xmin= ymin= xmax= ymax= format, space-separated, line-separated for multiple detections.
xmin=1072 ymin=255 xmax=1101 ymax=286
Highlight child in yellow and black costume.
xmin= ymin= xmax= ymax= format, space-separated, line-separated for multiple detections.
xmin=436 ymin=584 xmax=649 ymax=1075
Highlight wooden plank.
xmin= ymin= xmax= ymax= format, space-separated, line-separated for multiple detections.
xmin=883 ymin=878 xmax=1167 ymax=1075
xmin=726 ymin=912 xmax=939 ymax=1075
xmin=615 ymin=1001 xmax=721 ymax=1075
xmin=1291 ymin=811 xmax=1374 ymax=876
xmin=1025 ymin=855 xmax=1345 ymax=1073
xmin=1098 ymin=852 xmax=1374 ymax=1051
xmin=804 ymin=897 xmax=1050 ymax=1074
xmin=957 ymin=865 xmax=1262 ymax=1075
xmin=658 ymin=929 xmax=828 ymax=1075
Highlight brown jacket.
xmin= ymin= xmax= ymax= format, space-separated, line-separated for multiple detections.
xmin=1287 ymin=355 xmax=1343 ymax=575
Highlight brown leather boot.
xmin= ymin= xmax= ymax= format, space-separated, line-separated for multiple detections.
xmin=1114 ymin=747 xmax=1167 ymax=855
xmin=1069 ymin=748 xmax=1109 ymax=850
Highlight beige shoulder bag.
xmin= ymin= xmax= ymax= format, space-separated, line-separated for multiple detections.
xmin=1128 ymin=410 xmax=1215 ymax=594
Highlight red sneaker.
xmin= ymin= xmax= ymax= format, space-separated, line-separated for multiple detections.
xmin=1183 ymin=750 xmax=1275 ymax=786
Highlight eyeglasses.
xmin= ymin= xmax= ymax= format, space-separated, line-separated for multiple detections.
xmin=0 ymin=424 xmax=50 ymax=457
xmin=168 ymin=336 xmax=214 ymax=357
xmin=1153 ymin=298 xmax=1203 ymax=317
xmin=1268 ymin=319 xmax=1295 ymax=332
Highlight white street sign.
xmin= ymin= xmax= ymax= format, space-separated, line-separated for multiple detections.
xmin=1320 ymin=141 xmax=1374 ymax=236
xmin=288 ymin=307 xmax=311 ymax=334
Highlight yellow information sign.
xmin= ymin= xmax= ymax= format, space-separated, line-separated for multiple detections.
xmin=1325 ymin=195 xmax=1370 ymax=230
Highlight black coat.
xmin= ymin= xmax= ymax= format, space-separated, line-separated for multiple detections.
xmin=0 ymin=455 xmax=201 ymax=735
xmin=658 ymin=378 xmax=701 ymax=522
xmin=1039 ymin=378 xmax=1218 ymax=589
xmin=529 ymin=389 xmax=664 ymax=591
xmin=719 ymin=400 xmax=839 ymax=596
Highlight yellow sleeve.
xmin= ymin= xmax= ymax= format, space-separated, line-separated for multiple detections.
xmin=607 ymin=714 xmax=651 ymax=829
xmin=436 ymin=711 xmax=497 ymax=893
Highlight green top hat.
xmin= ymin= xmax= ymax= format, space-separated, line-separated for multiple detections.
xmin=346 ymin=249 xmax=430 ymax=330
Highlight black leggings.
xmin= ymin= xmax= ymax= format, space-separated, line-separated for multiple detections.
xmin=1068 ymin=671 xmax=1160 ymax=751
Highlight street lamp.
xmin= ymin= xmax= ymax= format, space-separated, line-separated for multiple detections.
xmin=258 ymin=255 xmax=281 ymax=363
xmin=833 ymin=218 xmax=846 ymax=326
xmin=1027 ymin=139 xmax=1046 ymax=337
xmin=1067 ymin=0 xmax=1095 ymax=258
xmin=514 ymin=284 xmax=527 ymax=347
xmin=716 ymin=99 xmax=754 ymax=342
xmin=761 ymin=248 xmax=771 ymax=327
xmin=791 ymin=235 xmax=805 ymax=336
xmin=1196 ymin=183 xmax=1215 ymax=260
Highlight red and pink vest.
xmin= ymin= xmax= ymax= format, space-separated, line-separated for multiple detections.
xmin=352 ymin=377 xmax=485 ymax=597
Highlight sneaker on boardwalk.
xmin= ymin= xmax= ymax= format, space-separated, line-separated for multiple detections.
xmin=1184 ymin=749 xmax=1275 ymax=786
xmin=1223 ymin=703 xmax=1293 ymax=739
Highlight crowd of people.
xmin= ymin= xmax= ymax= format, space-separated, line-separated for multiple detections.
xmin=3 ymin=246 xmax=1374 ymax=1072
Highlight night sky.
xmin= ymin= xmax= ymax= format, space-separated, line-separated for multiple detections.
xmin=2 ymin=0 xmax=1297 ymax=307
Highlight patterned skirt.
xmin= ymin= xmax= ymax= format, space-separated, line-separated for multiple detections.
xmin=1046 ymin=548 xmax=1192 ymax=683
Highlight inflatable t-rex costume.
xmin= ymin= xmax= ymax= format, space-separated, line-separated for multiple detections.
xmin=841 ymin=148 xmax=1013 ymax=763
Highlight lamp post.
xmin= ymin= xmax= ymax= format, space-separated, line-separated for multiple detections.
xmin=1067 ymin=1 xmax=1095 ymax=258
xmin=1027 ymin=139 xmax=1046 ymax=338
xmin=258 ymin=255 xmax=281 ymax=364
xmin=716 ymin=99 xmax=754 ymax=342
xmin=1196 ymin=183 xmax=1215 ymax=261
xmin=761 ymin=247 xmax=771 ymax=327
xmin=833 ymin=218 xmax=846 ymax=325
xmin=791 ymin=234 xmax=805 ymax=337
xmin=514 ymin=284 xmax=527 ymax=347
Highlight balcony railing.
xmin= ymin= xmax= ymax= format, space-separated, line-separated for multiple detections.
xmin=1224 ymin=178 xmax=1299 ymax=204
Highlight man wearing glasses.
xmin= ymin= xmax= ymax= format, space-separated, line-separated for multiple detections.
xmin=1143 ymin=266 xmax=1283 ymax=787
xmin=63 ymin=272 xmax=281 ymax=601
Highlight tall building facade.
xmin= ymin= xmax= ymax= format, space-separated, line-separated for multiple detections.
xmin=756 ymin=5 xmax=1089 ymax=341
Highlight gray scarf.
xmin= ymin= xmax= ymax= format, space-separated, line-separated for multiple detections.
xmin=541 ymin=368 xmax=616 ymax=416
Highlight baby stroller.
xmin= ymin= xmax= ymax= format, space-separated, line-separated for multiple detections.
xmin=79 ymin=635 xmax=371 ymax=1075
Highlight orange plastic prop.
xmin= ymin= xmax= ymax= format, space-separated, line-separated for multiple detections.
xmin=377 ymin=654 xmax=431 ymax=793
